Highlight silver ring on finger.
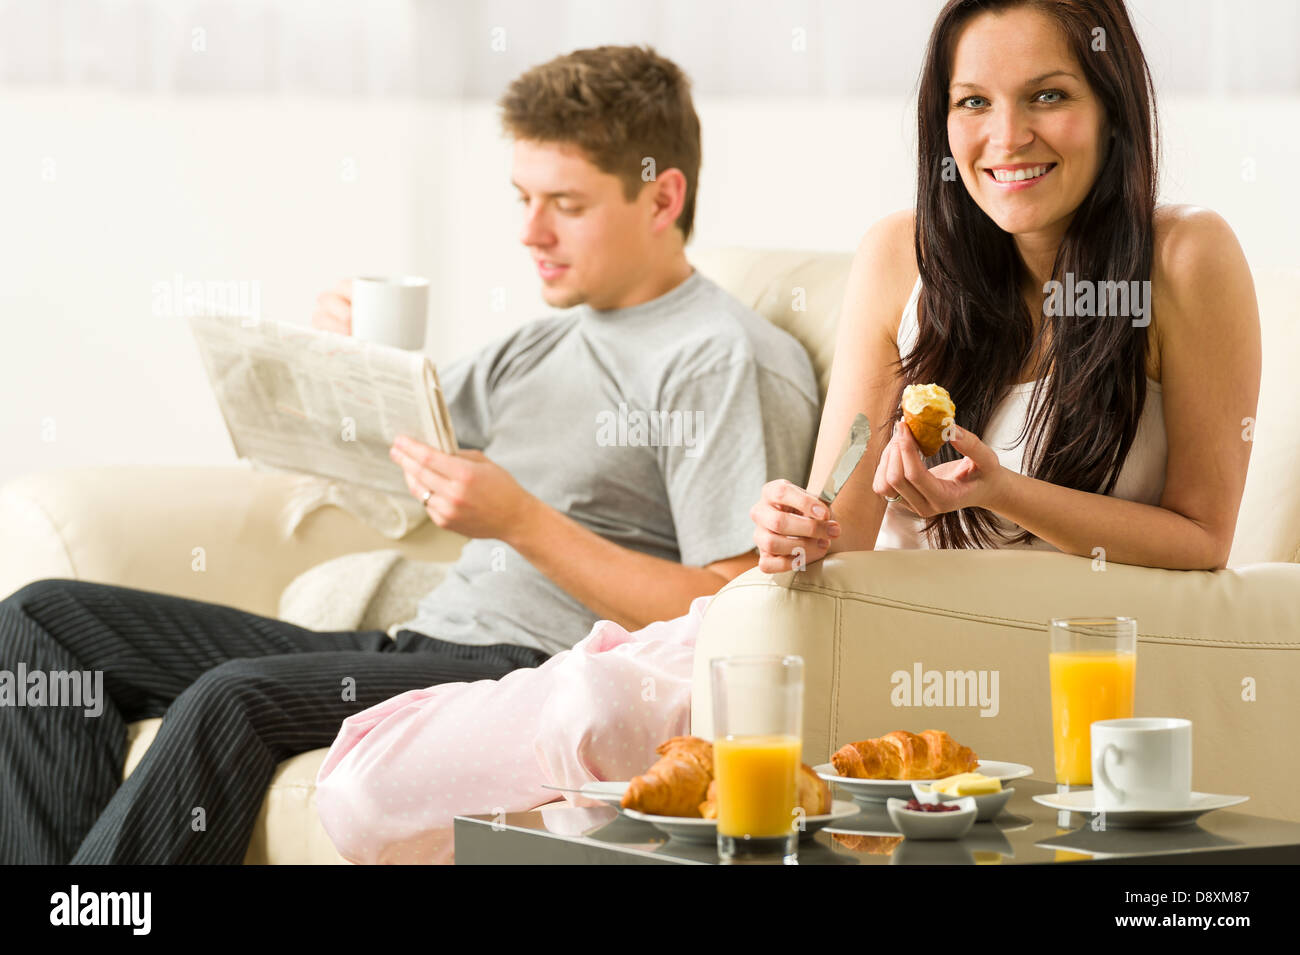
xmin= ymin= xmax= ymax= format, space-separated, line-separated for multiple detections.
xmin=884 ymin=492 xmax=902 ymax=503
xmin=421 ymin=488 xmax=433 ymax=505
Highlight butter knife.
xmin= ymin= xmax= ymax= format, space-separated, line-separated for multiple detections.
xmin=817 ymin=412 xmax=872 ymax=505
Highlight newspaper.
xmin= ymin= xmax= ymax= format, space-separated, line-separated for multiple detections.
xmin=188 ymin=312 xmax=457 ymax=497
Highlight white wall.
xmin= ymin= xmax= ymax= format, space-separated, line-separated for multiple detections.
xmin=8 ymin=0 xmax=1299 ymax=97
xmin=3 ymin=89 xmax=1298 ymax=484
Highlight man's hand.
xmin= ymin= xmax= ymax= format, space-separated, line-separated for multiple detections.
xmin=312 ymin=278 xmax=353 ymax=335
xmin=389 ymin=434 xmax=539 ymax=541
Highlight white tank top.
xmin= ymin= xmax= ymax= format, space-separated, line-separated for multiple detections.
xmin=874 ymin=277 xmax=1168 ymax=551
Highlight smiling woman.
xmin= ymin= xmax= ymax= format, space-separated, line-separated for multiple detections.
xmin=750 ymin=0 xmax=1261 ymax=573
xmin=905 ymin=0 xmax=1163 ymax=554
xmin=902 ymin=0 xmax=1256 ymax=569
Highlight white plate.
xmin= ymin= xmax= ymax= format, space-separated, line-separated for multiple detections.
xmin=541 ymin=781 xmax=628 ymax=805
xmin=815 ymin=760 xmax=1034 ymax=802
xmin=621 ymin=799 xmax=861 ymax=845
xmin=1031 ymin=790 xmax=1249 ymax=828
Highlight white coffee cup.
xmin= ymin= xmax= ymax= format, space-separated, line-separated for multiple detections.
xmin=351 ymin=276 xmax=429 ymax=350
xmin=1091 ymin=717 xmax=1192 ymax=811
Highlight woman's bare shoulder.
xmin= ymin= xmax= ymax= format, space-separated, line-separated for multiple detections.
xmin=1152 ymin=203 xmax=1243 ymax=274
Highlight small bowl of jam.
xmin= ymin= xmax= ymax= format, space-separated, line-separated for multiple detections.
xmin=886 ymin=796 xmax=977 ymax=840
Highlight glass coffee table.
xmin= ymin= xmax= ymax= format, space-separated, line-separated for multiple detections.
xmin=453 ymin=777 xmax=1300 ymax=864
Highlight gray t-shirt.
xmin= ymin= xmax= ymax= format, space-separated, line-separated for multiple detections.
xmin=392 ymin=268 xmax=820 ymax=656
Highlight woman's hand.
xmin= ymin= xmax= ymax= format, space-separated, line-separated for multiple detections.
xmin=873 ymin=419 xmax=1008 ymax=516
xmin=750 ymin=479 xmax=841 ymax=573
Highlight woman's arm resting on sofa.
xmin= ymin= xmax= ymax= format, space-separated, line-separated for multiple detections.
xmin=988 ymin=472 xmax=1228 ymax=570
xmin=988 ymin=211 xmax=1260 ymax=571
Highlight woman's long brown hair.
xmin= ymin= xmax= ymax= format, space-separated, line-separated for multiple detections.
xmin=901 ymin=0 xmax=1160 ymax=548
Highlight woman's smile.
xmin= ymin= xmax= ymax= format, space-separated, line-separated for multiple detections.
xmin=983 ymin=161 xmax=1057 ymax=190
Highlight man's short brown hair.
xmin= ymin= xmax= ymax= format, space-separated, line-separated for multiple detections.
xmin=499 ymin=45 xmax=701 ymax=243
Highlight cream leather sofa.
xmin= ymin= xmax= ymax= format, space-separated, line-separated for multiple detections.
xmin=2 ymin=249 xmax=1297 ymax=863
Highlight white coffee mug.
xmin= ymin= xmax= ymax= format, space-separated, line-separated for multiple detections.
xmin=351 ymin=275 xmax=429 ymax=350
xmin=1091 ymin=717 xmax=1192 ymax=811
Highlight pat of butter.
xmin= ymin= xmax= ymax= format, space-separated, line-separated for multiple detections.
xmin=931 ymin=773 xmax=1001 ymax=796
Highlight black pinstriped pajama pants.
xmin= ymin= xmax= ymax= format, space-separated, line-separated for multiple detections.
xmin=0 ymin=578 xmax=549 ymax=864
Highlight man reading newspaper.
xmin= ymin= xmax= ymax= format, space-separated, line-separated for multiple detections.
xmin=0 ymin=45 xmax=820 ymax=864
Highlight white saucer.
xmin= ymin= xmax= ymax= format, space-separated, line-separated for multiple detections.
xmin=1031 ymin=790 xmax=1249 ymax=828
xmin=622 ymin=800 xmax=861 ymax=845
xmin=815 ymin=760 xmax=1033 ymax=803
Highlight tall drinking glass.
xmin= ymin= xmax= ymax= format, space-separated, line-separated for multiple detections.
xmin=1048 ymin=617 xmax=1137 ymax=790
xmin=710 ymin=654 xmax=804 ymax=864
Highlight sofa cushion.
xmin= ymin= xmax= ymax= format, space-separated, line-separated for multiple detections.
xmin=277 ymin=547 xmax=450 ymax=633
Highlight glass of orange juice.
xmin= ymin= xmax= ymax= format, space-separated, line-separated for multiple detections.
xmin=710 ymin=654 xmax=803 ymax=864
xmin=1049 ymin=618 xmax=1137 ymax=791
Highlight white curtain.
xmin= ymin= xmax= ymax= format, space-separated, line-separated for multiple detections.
xmin=3 ymin=0 xmax=1297 ymax=97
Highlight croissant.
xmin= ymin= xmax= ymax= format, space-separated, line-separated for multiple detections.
xmin=698 ymin=762 xmax=831 ymax=819
xmin=831 ymin=729 xmax=978 ymax=780
xmin=901 ymin=383 xmax=956 ymax=457
xmin=620 ymin=736 xmax=714 ymax=817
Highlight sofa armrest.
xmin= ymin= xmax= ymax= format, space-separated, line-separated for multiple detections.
xmin=0 ymin=466 xmax=467 ymax=618
xmin=691 ymin=550 xmax=1300 ymax=823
